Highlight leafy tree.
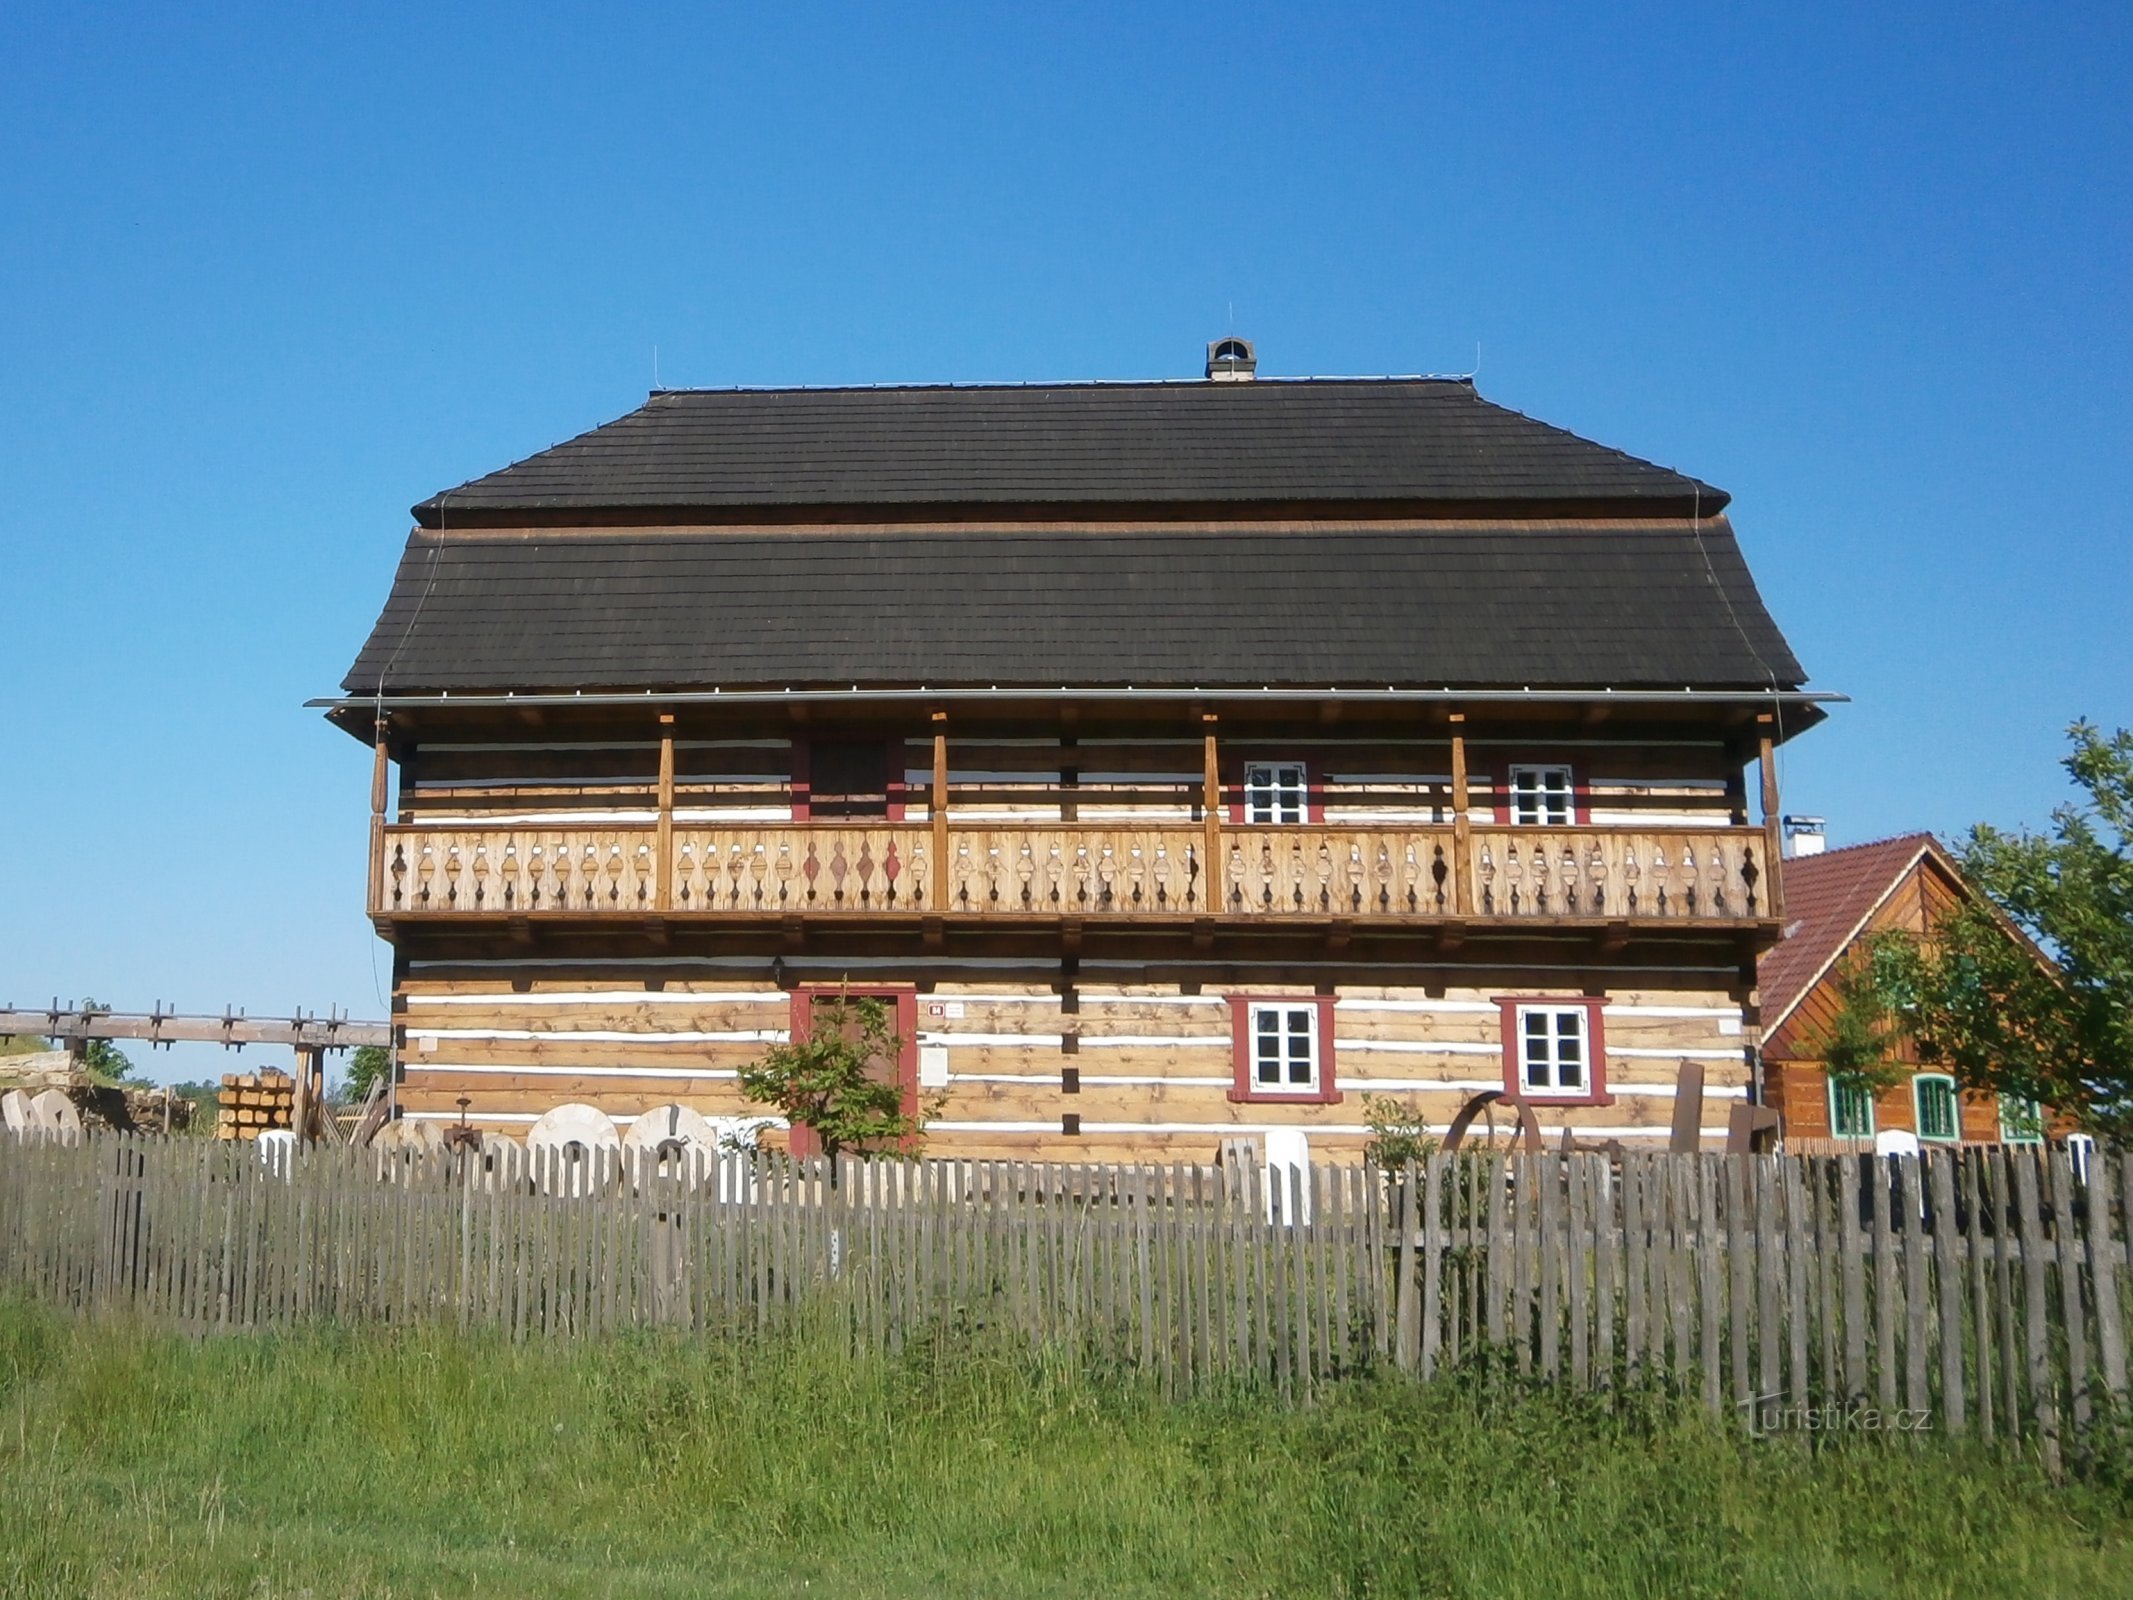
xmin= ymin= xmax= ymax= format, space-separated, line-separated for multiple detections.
xmin=1805 ymin=942 xmax=1911 ymax=1104
xmin=341 ymin=1045 xmax=393 ymax=1105
xmin=738 ymin=996 xmax=928 ymax=1161
xmin=1360 ymin=1093 xmax=1439 ymax=1169
xmin=1866 ymin=721 xmax=2133 ymax=1139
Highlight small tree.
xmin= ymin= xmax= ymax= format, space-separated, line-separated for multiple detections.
xmin=342 ymin=1045 xmax=393 ymax=1105
xmin=1807 ymin=943 xmax=1910 ymax=1111
xmin=1360 ymin=1092 xmax=1438 ymax=1170
xmin=738 ymin=996 xmax=927 ymax=1161
xmin=1864 ymin=721 xmax=2133 ymax=1139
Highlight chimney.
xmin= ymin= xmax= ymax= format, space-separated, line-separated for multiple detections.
xmin=1205 ymin=337 xmax=1257 ymax=382
xmin=1782 ymin=815 xmax=1827 ymax=858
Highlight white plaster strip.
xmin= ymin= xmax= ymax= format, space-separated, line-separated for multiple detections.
xmin=405 ymin=991 xmax=785 ymax=1007
xmin=404 ymin=1062 xmax=742 ymax=1080
xmin=407 ymin=1027 xmax=784 ymax=1045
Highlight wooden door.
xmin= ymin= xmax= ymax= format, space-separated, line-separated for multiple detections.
xmin=784 ymin=987 xmax=919 ymax=1158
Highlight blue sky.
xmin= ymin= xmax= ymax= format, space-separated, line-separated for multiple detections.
xmin=3 ymin=3 xmax=2127 ymax=1084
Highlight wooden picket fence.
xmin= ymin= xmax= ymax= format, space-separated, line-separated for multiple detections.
xmin=0 ymin=1133 xmax=2125 ymax=1463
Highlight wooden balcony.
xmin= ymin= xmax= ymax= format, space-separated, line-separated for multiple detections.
xmin=371 ymin=820 xmax=1774 ymax=930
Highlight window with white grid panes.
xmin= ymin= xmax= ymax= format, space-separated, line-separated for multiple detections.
xmin=1248 ymin=1002 xmax=1319 ymax=1093
xmin=1506 ymin=764 xmax=1575 ymax=826
xmin=1998 ymin=1094 xmax=2044 ymax=1145
xmin=1242 ymin=761 xmax=1309 ymax=824
xmin=1913 ymin=1074 xmax=1959 ymax=1142
xmin=1829 ymin=1078 xmax=1876 ymax=1140
xmin=1516 ymin=1005 xmax=1589 ymax=1096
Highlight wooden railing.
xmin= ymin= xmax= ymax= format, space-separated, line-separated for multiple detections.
xmin=1468 ymin=827 xmax=1768 ymax=921
xmin=373 ymin=821 xmax=1772 ymax=924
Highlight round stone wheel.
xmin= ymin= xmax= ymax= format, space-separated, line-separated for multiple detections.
xmin=467 ymin=1132 xmax=527 ymax=1191
xmin=526 ymin=1103 xmax=621 ymax=1196
xmin=28 ymin=1089 xmax=83 ymax=1142
xmin=372 ymin=1116 xmax=447 ymax=1154
xmin=622 ymin=1103 xmax=719 ymax=1184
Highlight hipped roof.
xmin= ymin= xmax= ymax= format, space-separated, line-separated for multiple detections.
xmin=413 ymin=378 xmax=1728 ymax=523
xmin=342 ymin=520 xmax=1804 ymax=695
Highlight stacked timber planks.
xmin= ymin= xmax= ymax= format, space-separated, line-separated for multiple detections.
xmin=215 ymin=1070 xmax=295 ymax=1141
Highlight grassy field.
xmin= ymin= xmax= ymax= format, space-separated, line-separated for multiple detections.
xmin=0 ymin=1299 xmax=2128 ymax=1599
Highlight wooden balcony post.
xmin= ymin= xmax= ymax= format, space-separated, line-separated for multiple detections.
xmin=656 ymin=713 xmax=676 ymax=912
xmin=1448 ymin=713 xmax=1471 ymax=916
xmin=932 ymin=711 xmax=950 ymax=911
xmin=1201 ymin=713 xmax=1221 ymax=911
xmin=1758 ymin=716 xmax=1784 ymax=920
xmin=368 ymin=720 xmax=390 ymax=914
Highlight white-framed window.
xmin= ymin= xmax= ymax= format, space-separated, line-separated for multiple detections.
xmin=1829 ymin=1078 xmax=1876 ymax=1140
xmin=1249 ymin=1002 xmax=1320 ymax=1093
xmin=1516 ymin=1005 xmax=1589 ymax=1096
xmin=1507 ymin=764 xmax=1575 ymax=826
xmin=1243 ymin=761 xmax=1308 ymax=824
xmin=1913 ymin=1074 xmax=1960 ymax=1143
xmin=1998 ymin=1094 xmax=2044 ymax=1145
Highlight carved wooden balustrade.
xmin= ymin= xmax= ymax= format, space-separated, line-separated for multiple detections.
xmin=1225 ymin=827 xmax=1453 ymax=918
xmin=383 ymin=828 xmax=661 ymax=915
xmin=374 ymin=822 xmax=1772 ymax=925
xmin=671 ymin=827 xmax=930 ymax=913
xmin=1467 ymin=827 xmax=1767 ymax=920
xmin=940 ymin=827 xmax=1207 ymax=914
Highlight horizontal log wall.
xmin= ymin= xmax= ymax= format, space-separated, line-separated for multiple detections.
xmin=395 ymin=966 xmax=1750 ymax=1161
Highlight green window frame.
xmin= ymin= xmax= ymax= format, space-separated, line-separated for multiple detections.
xmin=1913 ymin=1074 xmax=1960 ymax=1143
xmin=1828 ymin=1078 xmax=1876 ymax=1140
xmin=1998 ymin=1095 xmax=2045 ymax=1145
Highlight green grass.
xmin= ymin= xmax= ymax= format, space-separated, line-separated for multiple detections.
xmin=0 ymin=1298 xmax=2127 ymax=1599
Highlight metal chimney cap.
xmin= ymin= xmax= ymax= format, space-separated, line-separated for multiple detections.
xmin=1206 ymin=337 xmax=1257 ymax=381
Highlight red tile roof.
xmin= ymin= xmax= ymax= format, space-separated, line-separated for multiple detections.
xmin=1759 ymin=833 xmax=1938 ymax=1035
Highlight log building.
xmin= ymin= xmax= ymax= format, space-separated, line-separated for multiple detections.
xmin=1757 ymin=833 xmax=2056 ymax=1150
xmin=323 ymin=346 xmax=1833 ymax=1159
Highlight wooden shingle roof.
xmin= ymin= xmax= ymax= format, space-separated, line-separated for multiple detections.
xmin=413 ymin=379 xmax=1728 ymax=523
xmin=342 ymin=520 xmax=1804 ymax=695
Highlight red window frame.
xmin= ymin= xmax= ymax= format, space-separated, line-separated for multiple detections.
xmin=1226 ymin=993 xmax=1342 ymax=1105
xmin=784 ymin=985 xmax=921 ymax=1156
xmin=790 ymin=739 xmax=907 ymax=822
xmin=1494 ymin=995 xmax=1612 ymax=1107
xmin=1225 ymin=757 xmax=1326 ymax=824
xmin=1487 ymin=761 xmax=1592 ymax=826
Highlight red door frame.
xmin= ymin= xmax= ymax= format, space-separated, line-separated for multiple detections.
xmin=783 ymin=984 xmax=921 ymax=1157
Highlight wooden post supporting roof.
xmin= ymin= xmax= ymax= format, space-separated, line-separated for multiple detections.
xmin=931 ymin=711 xmax=950 ymax=912
xmin=655 ymin=713 xmax=676 ymax=912
xmin=1758 ymin=715 xmax=1784 ymax=920
xmin=368 ymin=720 xmax=390 ymax=914
xmin=1449 ymin=713 xmax=1471 ymax=916
xmin=1201 ymin=714 xmax=1222 ymax=913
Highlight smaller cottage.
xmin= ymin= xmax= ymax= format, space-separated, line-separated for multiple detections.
xmin=1758 ymin=833 xmax=2054 ymax=1151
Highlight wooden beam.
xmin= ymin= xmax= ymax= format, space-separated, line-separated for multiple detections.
xmin=0 ymin=1007 xmax=389 ymax=1050
xmin=1449 ymin=713 xmax=1471 ymax=916
xmin=1202 ymin=713 xmax=1222 ymax=914
xmin=655 ymin=713 xmax=676 ymax=912
xmin=931 ymin=711 xmax=950 ymax=912
xmin=368 ymin=724 xmax=390 ymax=916
xmin=1758 ymin=720 xmax=1785 ymax=920
xmin=291 ymin=1044 xmax=311 ymax=1146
